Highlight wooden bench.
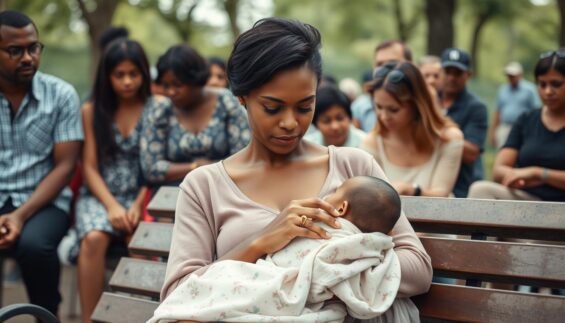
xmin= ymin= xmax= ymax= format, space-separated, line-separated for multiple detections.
xmin=92 ymin=187 xmax=565 ymax=323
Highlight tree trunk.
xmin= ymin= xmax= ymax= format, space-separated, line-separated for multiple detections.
xmin=470 ymin=13 xmax=490 ymax=78
xmin=426 ymin=0 xmax=456 ymax=56
xmin=77 ymin=0 xmax=119 ymax=78
xmin=558 ymin=0 xmax=565 ymax=47
xmin=223 ymin=0 xmax=240 ymax=41
xmin=393 ymin=0 xmax=407 ymax=41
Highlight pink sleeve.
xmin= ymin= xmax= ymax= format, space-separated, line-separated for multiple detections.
xmin=370 ymin=158 xmax=433 ymax=297
xmin=160 ymin=174 xmax=216 ymax=300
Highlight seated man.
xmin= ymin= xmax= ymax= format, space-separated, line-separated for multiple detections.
xmin=0 ymin=11 xmax=82 ymax=315
xmin=150 ymin=176 xmax=419 ymax=323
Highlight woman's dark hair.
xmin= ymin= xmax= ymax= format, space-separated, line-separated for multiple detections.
xmin=534 ymin=48 xmax=565 ymax=80
xmin=208 ymin=56 xmax=226 ymax=71
xmin=227 ymin=17 xmax=322 ymax=96
xmin=156 ymin=44 xmax=209 ymax=87
xmin=92 ymin=39 xmax=151 ymax=162
xmin=312 ymin=85 xmax=352 ymax=125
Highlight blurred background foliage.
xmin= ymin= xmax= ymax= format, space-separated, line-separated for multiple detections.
xmin=3 ymin=0 xmax=564 ymax=178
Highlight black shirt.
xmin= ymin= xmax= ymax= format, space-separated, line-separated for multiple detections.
xmin=504 ymin=109 xmax=565 ymax=201
xmin=445 ymin=88 xmax=488 ymax=197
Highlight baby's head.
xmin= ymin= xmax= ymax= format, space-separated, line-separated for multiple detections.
xmin=324 ymin=176 xmax=401 ymax=234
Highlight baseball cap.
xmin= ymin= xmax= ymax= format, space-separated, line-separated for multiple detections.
xmin=441 ymin=48 xmax=471 ymax=71
xmin=504 ymin=62 xmax=523 ymax=76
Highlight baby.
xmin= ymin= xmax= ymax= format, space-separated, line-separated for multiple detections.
xmin=150 ymin=176 xmax=419 ymax=323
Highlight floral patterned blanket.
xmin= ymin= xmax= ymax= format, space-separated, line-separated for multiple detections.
xmin=149 ymin=219 xmax=417 ymax=323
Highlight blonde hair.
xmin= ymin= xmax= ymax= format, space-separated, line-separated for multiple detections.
xmin=369 ymin=61 xmax=455 ymax=152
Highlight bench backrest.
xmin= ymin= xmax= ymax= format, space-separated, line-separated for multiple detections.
xmin=92 ymin=187 xmax=565 ymax=323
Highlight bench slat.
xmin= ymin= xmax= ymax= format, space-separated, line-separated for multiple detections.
xmin=404 ymin=196 xmax=565 ymax=241
xmin=147 ymin=187 xmax=179 ymax=219
xmin=147 ymin=188 xmax=565 ymax=241
xmin=92 ymin=292 xmax=158 ymax=323
xmin=421 ymin=237 xmax=565 ymax=288
xmin=129 ymin=222 xmax=172 ymax=258
xmin=109 ymin=258 xmax=166 ymax=299
xmin=413 ymin=283 xmax=565 ymax=322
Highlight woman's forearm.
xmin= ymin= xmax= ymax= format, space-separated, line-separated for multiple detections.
xmin=216 ymin=235 xmax=265 ymax=263
xmin=492 ymin=165 xmax=514 ymax=183
xmin=543 ymin=168 xmax=565 ymax=190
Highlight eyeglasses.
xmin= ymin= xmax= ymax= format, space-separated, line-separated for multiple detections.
xmin=539 ymin=49 xmax=565 ymax=60
xmin=0 ymin=42 xmax=44 ymax=60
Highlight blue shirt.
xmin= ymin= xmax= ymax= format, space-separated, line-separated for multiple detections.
xmin=445 ymin=88 xmax=488 ymax=197
xmin=351 ymin=94 xmax=375 ymax=132
xmin=0 ymin=72 xmax=83 ymax=213
xmin=497 ymin=79 xmax=541 ymax=124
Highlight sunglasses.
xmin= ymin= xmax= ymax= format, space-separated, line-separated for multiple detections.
xmin=0 ymin=42 xmax=44 ymax=60
xmin=539 ymin=50 xmax=565 ymax=60
xmin=373 ymin=63 xmax=406 ymax=84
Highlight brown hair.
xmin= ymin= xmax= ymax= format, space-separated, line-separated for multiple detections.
xmin=369 ymin=61 xmax=455 ymax=152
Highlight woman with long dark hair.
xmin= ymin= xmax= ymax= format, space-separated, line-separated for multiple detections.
xmin=469 ymin=50 xmax=565 ymax=202
xmin=74 ymin=39 xmax=168 ymax=322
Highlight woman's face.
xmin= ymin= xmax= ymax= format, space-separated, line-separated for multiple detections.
xmin=537 ymin=69 xmax=565 ymax=112
xmin=315 ymin=105 xmax=351 ymax=146
xmin=207 ymin=63 xmax=228 ymax=88
xmin=110 ymin=60 xmax=143 ymax=100
xmin=374 ymin=88 xmax=415 ymax=132
xmin=160 ymin=70 xmax=193 ymax=108
xmin=243 ymin=66 xmax=317 ymax=156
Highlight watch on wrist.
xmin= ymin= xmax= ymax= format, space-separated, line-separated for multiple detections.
xmin=413 ymin=183 xmax=422 ymax=196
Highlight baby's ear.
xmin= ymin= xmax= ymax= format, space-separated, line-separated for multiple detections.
xmin=337 ymin=201 xmax=349 ymax=215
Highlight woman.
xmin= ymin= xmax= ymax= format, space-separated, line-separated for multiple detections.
xmin=76 ymin=39 xmax=165 ymax=322
xmin=305 ymin=85 xmax=367 ymax=147
xmin=206 ymin=56 xmax=229 ymax=88
xmin=468 ymin=50 xmax=565 ymax=202
xmin=360 ymin=62 xmax=464 ymax=197
xmin=161 ymin=17 xmax=432 ymax=321
xmin=140 ymin=45 xmax=250 ymax=185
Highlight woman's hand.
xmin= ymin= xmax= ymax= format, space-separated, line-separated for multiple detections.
xmin=108 ymin=203 xmax=133 ymax=234
xmin=254 ymin=198 xmax=342 ymax=255
xmin=501 ymin=167 xmax=543 ymax=189
xmin=126 ymin=202 xmax=144 ymax=230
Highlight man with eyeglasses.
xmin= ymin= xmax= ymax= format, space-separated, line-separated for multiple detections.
xmin=0 ymin=11 xmax=83 ymax=315
xmin=439 ymin=48 xmax=488 ymax=198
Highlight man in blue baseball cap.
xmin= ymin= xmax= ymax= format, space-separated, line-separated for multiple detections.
xmin=439 ymin=48 xmax=488 ymax=198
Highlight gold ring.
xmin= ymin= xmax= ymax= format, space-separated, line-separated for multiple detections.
xmin=300 ymin=215 xmax=308 ymax=227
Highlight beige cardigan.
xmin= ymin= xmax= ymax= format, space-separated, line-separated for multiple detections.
xmin=161 ymin=146 xmax=433 ymax=301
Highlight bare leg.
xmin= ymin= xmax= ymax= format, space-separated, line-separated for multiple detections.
xmin=78 ymin=231 xmax=111 ymax=323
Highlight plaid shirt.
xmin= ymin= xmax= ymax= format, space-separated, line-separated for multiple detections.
xmin=0 ymin=72 xmax=83 ymax=213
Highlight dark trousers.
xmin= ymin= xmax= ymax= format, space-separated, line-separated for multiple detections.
xmin=0 ymin=199 xmax=69 ymax=316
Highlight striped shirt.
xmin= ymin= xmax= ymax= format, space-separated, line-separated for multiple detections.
xmin=0 ymin=72 xmax=83 ymax=213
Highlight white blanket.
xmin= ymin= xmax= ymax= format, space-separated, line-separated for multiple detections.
xmin=150 ymin=219 xmax=419 ymax=322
